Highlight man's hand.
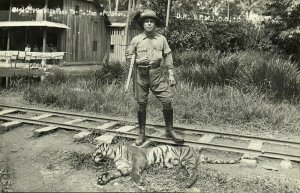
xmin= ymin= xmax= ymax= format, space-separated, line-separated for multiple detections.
xmin=136 ymin=57 xmax=150 ymax=65
xmin=168 ymin=69 xmax=176 ymax=87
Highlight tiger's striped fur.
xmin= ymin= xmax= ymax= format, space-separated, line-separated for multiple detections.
xmin=93 ymin=143 xmax=241 ymax=187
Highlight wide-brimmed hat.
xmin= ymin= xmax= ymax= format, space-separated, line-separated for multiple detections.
xmin=137 ymin=9 xmax=162 ymax=27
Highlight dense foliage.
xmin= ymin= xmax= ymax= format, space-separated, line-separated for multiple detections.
xmin=166 ymin=19 xmax=259 ymax=52
xmin=263 ymin=0 xmax=300 ymax=62
xmin=173 ymin=50 xmax=300 ymax=101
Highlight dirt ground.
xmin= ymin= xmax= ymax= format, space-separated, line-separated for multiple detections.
xmin=1 ymin=93 xmax=300 ymax=192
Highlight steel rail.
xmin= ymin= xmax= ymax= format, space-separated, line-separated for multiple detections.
xmin=0 ymin=104 xmax=125 ymax=122
xmin=1 ymin=104 xmax=300 ymax=148
xmin=0 ymin=115 xmax=87 ymax=131
xmin=1 ymin=114 xmax=300 ymax=162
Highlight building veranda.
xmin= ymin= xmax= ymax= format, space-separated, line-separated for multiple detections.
xmin=0 ymin=0 xmax=111 ymax=67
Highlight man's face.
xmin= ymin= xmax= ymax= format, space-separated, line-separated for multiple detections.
xmin=143 ymin=18 xmax=156 ymax=33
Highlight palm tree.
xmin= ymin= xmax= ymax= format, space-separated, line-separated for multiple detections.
xmin=239 ymin=0 xmax=263 ymax=19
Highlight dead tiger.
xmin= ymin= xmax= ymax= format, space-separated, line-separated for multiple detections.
xmin=92 ymin=142 xmax=241 ymax=188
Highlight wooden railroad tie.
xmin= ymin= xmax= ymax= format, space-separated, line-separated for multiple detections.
xmin=198 ymin=134 xmax=215 ymax=143
xmin=95 ymin=125 xmax=136 ymax=144
xmin=240 ymin=140 xmax=264 ymax=166
xmin=73 ymin=121 xmax=118 ymax=141
xmin=0 ymin=113 xmax=53 ymax=132
xmin=248 ymin=140 xmax=264 ymax=151
xmin=0 ymin=109 xmax=18 ymax=115
xmin=0 ymin=120 xmax=22 ymax=132
xmin=33 ymin=118 xmax=85 ymax=137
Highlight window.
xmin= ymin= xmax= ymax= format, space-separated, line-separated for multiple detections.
xmin=93 ymin=41 xmax=97 ymax=51
xmin=75 ymin=5 xmax=79 ymax=15
xmin=110 ymin=45 xmax=114 ymax=53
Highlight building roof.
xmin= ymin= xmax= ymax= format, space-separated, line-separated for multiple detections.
xmin=106 ymin=11 xmax=140 ymax=25
xmin=0 ymin=21 xmax=70 ymax=29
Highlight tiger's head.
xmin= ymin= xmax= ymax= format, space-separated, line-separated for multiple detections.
xmin=93 ymin=143 xmax=110 ymax=163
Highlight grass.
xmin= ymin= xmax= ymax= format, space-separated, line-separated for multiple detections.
xmin=23 ymin=73 xmax=300 ymax=135
xmin=67 ymin=151 xmax=97 ymax=170
xmin=0 ymin=167 xmax=13 ymax=192
xmin=140 ymin=166 xmax=300 ymax=192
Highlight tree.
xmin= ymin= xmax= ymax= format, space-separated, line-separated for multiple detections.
xmin=239 ymin=0 xmax=264 ymax=19
xmin=263 ymin=0 xmax=300 ymax=62
xmin=171 ymin=0 xmax=242 ymax=19
xmin=217 ymin=0 xmax=242 ymax=18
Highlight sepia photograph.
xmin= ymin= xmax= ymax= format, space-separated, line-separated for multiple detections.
xmin=0 ymin=0 xmax=300 ymax=192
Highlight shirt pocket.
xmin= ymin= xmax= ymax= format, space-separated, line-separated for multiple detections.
xmin=137 ymin=47 xmax=148 ymax=58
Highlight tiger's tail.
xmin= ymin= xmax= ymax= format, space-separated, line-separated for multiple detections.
xmin=201 ymin=155 xmax=241 ymax=164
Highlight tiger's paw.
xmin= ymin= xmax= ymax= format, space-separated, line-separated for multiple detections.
xmin=97 ymin=173 xmax=110 ymax=185
xmin=133 ymin=182 xmax=146 ymax=191
xmin=184 ymin=175 xmax=198 ymax=188
xmin=131 ymin=173 xmax=144 ymax=186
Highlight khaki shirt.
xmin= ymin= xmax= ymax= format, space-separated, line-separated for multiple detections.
xmin=126 ymin=32 xmax=173 ymax=69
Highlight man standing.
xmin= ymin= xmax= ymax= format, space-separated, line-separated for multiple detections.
xmin=126 ymin=10 xmax=184 ymax=146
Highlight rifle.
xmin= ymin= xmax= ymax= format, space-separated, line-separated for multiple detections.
xmin=125 ymin=54 xmax=136 ymax=93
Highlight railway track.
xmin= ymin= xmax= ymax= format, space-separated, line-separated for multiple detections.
xmin=0 ymin=104 xmax=300 ymax=163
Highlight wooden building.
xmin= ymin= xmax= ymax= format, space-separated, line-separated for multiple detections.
xmin=107 ymin=11 xmax=142 ymax=62
xmin=0 ymin=0 xmax=111 ymax=65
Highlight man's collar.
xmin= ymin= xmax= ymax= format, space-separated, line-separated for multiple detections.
xmin=141 ymin=32 xmax=157 ymax=40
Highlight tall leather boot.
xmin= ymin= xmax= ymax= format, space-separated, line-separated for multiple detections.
xmin=163 ymin=108 xmax=184 ymax=143
xmin=135 ymin=110 xmax=146 ymax=146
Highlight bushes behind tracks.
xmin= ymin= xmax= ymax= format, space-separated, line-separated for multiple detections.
xmin=173 ymin=50 xmax=300 ymax=101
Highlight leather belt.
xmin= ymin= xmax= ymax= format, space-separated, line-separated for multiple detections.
xmin=138 ymin=63 xmax=160 ymax=69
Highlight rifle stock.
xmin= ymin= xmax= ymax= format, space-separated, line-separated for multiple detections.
xmin=125 ymin=54 xmax=136 ymax=93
